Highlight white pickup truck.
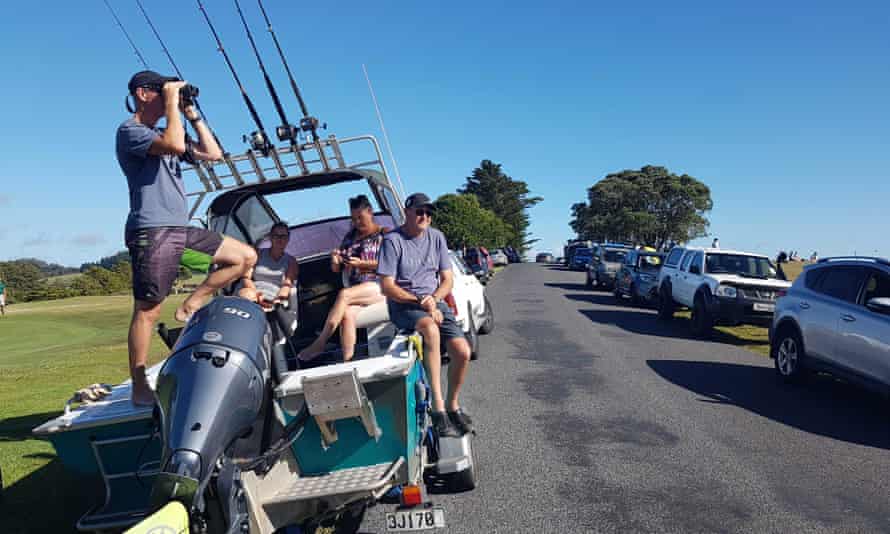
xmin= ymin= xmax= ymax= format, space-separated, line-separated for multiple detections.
xmin=656 ymin=246 xmax=791 ymax=337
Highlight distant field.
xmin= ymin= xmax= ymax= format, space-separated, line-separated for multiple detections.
xmin=0 ymin=294 xmax=186 ymax=532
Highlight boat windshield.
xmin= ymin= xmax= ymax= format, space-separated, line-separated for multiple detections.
xmin=705 ymin=253 xmax=777 ymax=279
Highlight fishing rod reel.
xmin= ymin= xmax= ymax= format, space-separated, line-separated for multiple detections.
xmin=243 ymin=130 xmax=273 ymax=156
xmin=275 ymin=124 xmax=298 ymax=143
xmin=299 ymin=116 xmax=326 ymax=142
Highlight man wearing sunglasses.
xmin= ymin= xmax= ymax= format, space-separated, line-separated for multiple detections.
xmin=117 ymin=70 xmax=257 ymax=405
xmin=377 ymin=193 xmax=473 ymax=437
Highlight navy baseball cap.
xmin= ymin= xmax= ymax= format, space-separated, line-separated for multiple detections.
xmin=128 ymin=70 xmax=178 ymax=94
xmin=405 ymin=193 xmax=435 ymax=211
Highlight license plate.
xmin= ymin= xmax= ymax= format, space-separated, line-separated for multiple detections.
xmin=385 ymin=508 xmax=445 ymax=531
xmin=753 ymin=303 xmax=775 ymax=312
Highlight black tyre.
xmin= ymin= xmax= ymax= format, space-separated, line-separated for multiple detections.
xmin=657 ymin=286 xmax=674 ymax=321
xmin=629 ymin=284 xmax=641 ymax=306
xmin=467 ymin=305 xmax=479 ymax=360
xmin=772 ymin=328 xmax=804 ymax=383
xmin=690 ymin=295 xmax=714 ymax=338
xmin=448 ymin=436 xmax=477 ymax=492
xmin=478 ymin=296 xmax=494 ymax=335
xmin=613 ymin=284 xmax=623 ymax=301
xmin=585 ymin=273 xmax=593 ymax=289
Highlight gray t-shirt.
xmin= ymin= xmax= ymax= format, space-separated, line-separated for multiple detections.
xmin=116 ymin=118 xmax=190 ymax=232
xmin=377 ymin=227 xmax=451 ymax=297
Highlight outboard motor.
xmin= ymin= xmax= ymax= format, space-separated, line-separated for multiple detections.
xmin=151 ymin=296 xmax=271 ymax=511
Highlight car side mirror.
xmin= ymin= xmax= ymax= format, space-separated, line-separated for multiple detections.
xmin=866 ymin=297 xmax=890 ymax=315
xmin=689 ymin=265 xmax=701 ymax=275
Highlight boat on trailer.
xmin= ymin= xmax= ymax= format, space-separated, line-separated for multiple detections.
xmin=34 ymin=135 xmax=476 ymax=533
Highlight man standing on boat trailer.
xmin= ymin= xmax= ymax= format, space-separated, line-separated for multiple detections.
xmin=377 ymin=193 xmax=474 ymax=437
xmin=116 ymin=70 xmax=257 ymax=405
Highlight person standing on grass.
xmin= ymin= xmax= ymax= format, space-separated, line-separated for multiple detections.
xmin=117 ymin=70 xmax=257 ymax=405
xmin=0 ymin=276 xmax=6 ymax=316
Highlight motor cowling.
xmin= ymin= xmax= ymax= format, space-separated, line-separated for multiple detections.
xmin=152 ymin=296 xmax=271 ymax=506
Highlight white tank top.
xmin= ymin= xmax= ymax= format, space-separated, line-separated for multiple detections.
xmin=253 ymin=249 xmax=292 ymax=300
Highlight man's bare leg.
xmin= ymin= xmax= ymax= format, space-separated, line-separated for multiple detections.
xmin=416 ymin=317 xmax=445 ymax=412
xmin=445 ymin=337 xmax=471 ymax=411
xmin=175 ymin=237 xmax=257 ymax=322
xmin=128 ymin=299 xmax=162 ymax=405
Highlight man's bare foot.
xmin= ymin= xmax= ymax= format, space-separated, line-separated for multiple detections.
xmin=131 ymin=379 xmax=155 ymax=406
xmin=174 ymin=301 xmax=201 ymax=323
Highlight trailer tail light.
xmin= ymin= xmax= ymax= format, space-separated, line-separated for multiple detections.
xmin=400 ymin=484 xmax=423 ymax=507
xmin=444 ymin=294 xmax=459 ymax=317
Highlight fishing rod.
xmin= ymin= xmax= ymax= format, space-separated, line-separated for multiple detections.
xmin=135 ymin=0 xmax=228 ymax=156
xmin=255 ymin=0 xmax=322 ymax=142
xmin=233 ymin=0 xmax=298 ymax=145
xmin=103 ymin=0 xmax=149 ymax=69
xmin=196 ymin=0 xmax=273 ymax=156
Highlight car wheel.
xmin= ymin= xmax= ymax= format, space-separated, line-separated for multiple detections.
xmin=613 ymin=284 xmax=622 ymax=301
xmin=657 ymin=287 xmax=674 ymax=321
xmin=594 ymin=272 xmax=600 ymax=289
xmin=629 ymin=284 xmax=641 ymax=306
xmin=690 ymin=294 xmax=713 ymax=338
xmin=585 ymin=273 xmax=593 ymax=289
xmin=478 ymin=296 xmax=494 ymax=335
xmin=773 ymin=329 xmax=804 ymax=383
xmin=467 ymin=305 xmax=479 ymax=360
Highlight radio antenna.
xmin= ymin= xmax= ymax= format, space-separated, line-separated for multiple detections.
xmin=103 ymin=0 xmax=149 ymax=69
xmin=363 ymin=64 xmax=407 ymax=199
xmin=196 ymin=0 xmax=273 ymax=155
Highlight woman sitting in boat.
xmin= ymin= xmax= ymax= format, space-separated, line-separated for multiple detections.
xmin=238 ymin=221 xmax=299 ymax=310
xmin=298 ymin=195 xmax=387 ymax=362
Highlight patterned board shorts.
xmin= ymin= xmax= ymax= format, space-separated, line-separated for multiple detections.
xmin=125 ymin=226 xmax=223 ymax=302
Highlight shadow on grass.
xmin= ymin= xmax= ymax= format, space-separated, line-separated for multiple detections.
xmin=562 ymin=291 xmax=767 ymax=353
xmin=647 ymin=359 xmax=890 ymax=450
xmin=1 ymin=458 xmax=100 ymax=533
xmin=0 ymin=412 xmax=63 ymax=442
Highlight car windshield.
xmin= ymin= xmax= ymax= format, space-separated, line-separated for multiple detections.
xmin=575 ymin=248 xmax=592 ymax=258
xmin=603 ymin=250 xmax=627 ymax=263
xmin=705 ymin=253 xmax=777 ymax=278
xmin=637 ymin=254 xmax=662 ymax=271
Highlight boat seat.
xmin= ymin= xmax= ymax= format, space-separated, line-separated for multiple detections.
xmin=353 ymin=299 xmax=390 ymax=329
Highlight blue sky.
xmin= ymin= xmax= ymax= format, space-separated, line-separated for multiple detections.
xmin=0 ymin=0 xmax=888 ymax=266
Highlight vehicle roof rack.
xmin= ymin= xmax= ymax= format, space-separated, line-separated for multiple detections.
xmin=817 ymin=256 xmax=890 ymax=266
xmin=182 ymin=134 xmax=398 ymax=219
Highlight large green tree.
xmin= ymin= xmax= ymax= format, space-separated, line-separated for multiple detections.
xmin=458 ymin=160 xmax=542 ymax=253
xmin=570 ymin=166 xmax=712 ymax=248
xmin=434 ymin=194 xmax=515 ymax=250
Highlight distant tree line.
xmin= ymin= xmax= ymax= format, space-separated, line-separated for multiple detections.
xmin=0 ymin=259 xmax=134 ymax=303
xmin=570 ymin=165 xmax=713 ymax=249
xmin=435 ymin=159 xmax=542 ymax=254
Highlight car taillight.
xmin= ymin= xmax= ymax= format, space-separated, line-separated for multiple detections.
xmin=444 ymin=294 xmax=458 ymax=316
xmin=775 ymin=289 xmax=787 ymax=298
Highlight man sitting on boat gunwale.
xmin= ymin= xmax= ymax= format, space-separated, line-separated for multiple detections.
xmin=116 ymin=70 xmax=257 ymax=405
xmin=377 ymin=193 xmax=473 ymax=437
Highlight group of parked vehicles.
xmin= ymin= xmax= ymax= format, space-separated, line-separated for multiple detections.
xmin=462 ymin=246 xmax=520 ymax=283
xmin=555 ymin=241 xmax=890 ymax=412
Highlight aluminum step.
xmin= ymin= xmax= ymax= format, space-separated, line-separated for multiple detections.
xmin=265 ymin=458 xmax=403 ymax=505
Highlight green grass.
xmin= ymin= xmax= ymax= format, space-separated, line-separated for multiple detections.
xmin=0 ymin=294 xmax=186 ymax=533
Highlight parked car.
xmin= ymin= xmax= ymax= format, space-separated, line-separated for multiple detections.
xmin=586 ymin=244 xmax=631 ymax=289
xmin=555 ymin=257 xmax=564 ymax=265
xmin=490 ymin=249 xmax=509 ymax=266
xmin=657 ymin=246 xmax=791 ymax=337
xmin=448 ymin=250 xmax=495 ymax=360
xmin=570 ymin=247 xmax=593 ymax=271
xmin=465 ymin=247 xmax=492 ymax=282
xmin=503 ymin=246 xmax=522 ymax=263
xmin=564 ymin=240 xmax=594 ymax=267
xmin=770 ymin=257 xmax=890 ymax=392
xmin=536 ymin=252 xmax=554 ymax=263
xmin=613 ymin=250 xmax=665 ymax=305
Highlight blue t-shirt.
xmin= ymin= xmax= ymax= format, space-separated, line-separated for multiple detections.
xmin=376 ymin=227 xmax=451 ymax=297
xmin=116 ymin=118 xmax=190 ymax=232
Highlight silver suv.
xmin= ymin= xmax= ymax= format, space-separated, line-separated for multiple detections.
xmin=771 ymin=257 xmax=890 ymax=393
xmin=586 ymin=244 xmax=631 ymax=289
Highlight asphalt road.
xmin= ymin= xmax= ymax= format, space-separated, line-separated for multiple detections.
xmin=364 ymin=263 xmax=890 ymax=533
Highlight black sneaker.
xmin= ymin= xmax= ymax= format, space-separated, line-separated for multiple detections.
xmin=431 ymin=411 xmax=461 ymax=438
xmin=447 ymin=409 xmax=474 ymax=435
